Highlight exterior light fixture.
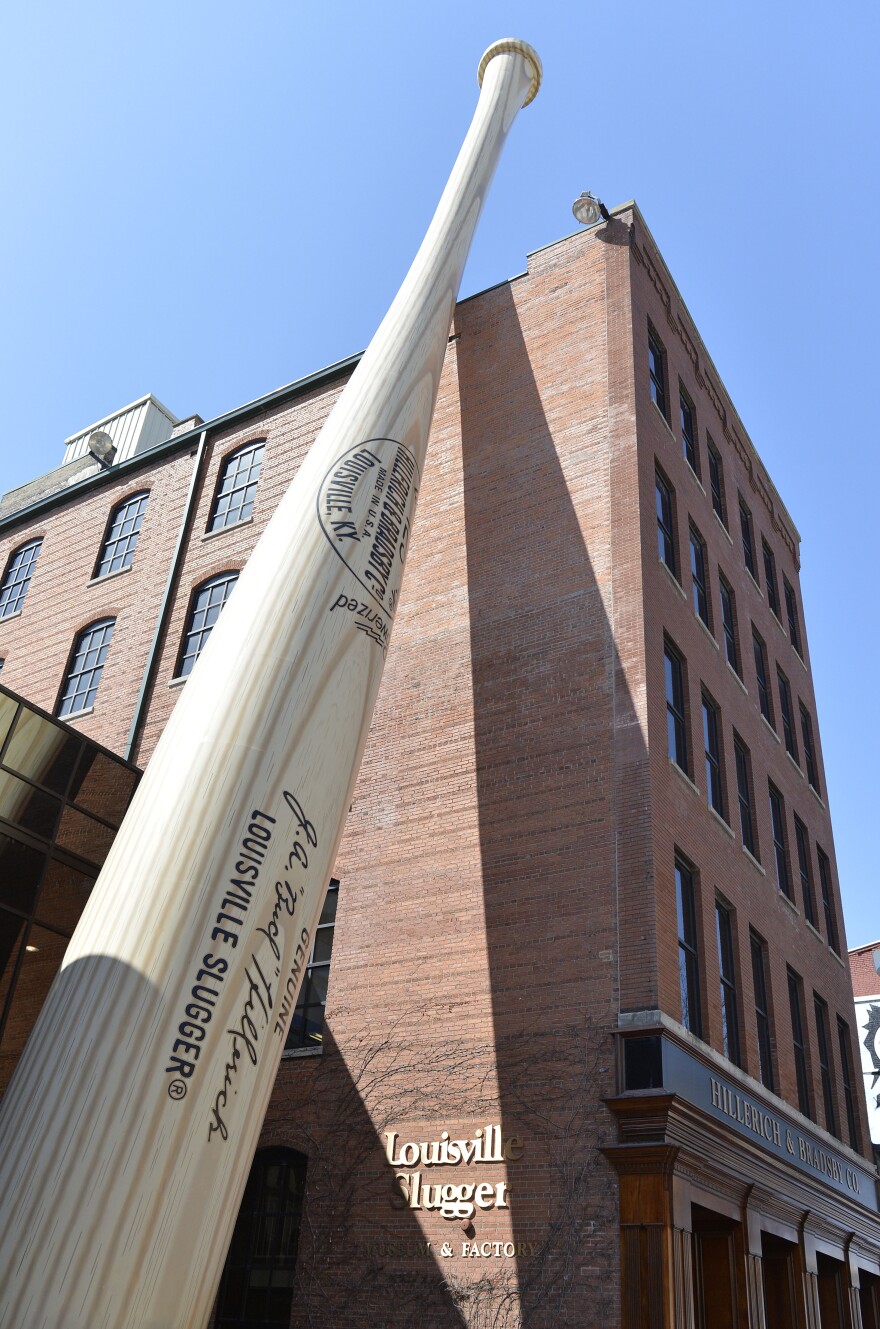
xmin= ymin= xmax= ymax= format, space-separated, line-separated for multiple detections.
xmin=25 ymin=944 xmax=39 ymax=953
xmin=87 ymin=429 xmax=116 ymax=469
xmin=572 ymin=191 xmax=610 ymax=226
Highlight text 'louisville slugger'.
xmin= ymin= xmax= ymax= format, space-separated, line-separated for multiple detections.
xmin=0 ymin=38 xmax=542 ymax=1329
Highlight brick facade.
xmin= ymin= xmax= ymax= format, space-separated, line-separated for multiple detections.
xmin=1 ymin=204 xmax=877 ymax=1327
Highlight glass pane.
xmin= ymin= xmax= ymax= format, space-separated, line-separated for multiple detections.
xmin=318 ymin=888 xmax=338 ymax=927
xmin=3 ymin=706 xmax=82 ymax=794
xmin=312 ymin=931 xmax=333 ymax=964
xmin=0 ymin=923 xmax=68 ymax=1093
xmin=0 ymin=770 xmax=61 ymax=841
xmin=55 ymin=805 xmax=115 ymax=867
xmin=0 ymin=833 xmax=46 ymax=915
xmin=0 ymin=910 xmax=27 ymax=1095
xmin=34 ymin=858 xmax=96 ymax=934
xmin=69 ymin=749 xmax=137 ymax=825
xmin=0 ymin=692 xmax=18 ymax=753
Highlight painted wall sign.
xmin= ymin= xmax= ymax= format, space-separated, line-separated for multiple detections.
xmin=661 ymin=1037 xmax=879 ymax=1211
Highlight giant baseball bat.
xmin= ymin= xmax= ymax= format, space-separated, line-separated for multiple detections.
xmin=0 ymin=39 xmax=541 ymax=1329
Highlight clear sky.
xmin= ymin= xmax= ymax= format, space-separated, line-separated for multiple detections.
xmin=1 ymin=2 xmax=878 ymax=944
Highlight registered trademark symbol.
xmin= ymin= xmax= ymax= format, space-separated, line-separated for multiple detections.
xmin=168 ymin=1079 xmax=187 ymax=1100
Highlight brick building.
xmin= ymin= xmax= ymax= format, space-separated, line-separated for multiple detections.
xmin=0 ymin=203 xmax=877 ymax=1327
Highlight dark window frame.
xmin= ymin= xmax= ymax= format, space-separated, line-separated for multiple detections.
xmin=777 ymin=668 xmax=798 ymax=762
xmin=753 ymin=628 xmax=773 ymax=726
xmin=676 ymin=856 xmax=702 ymax=1037
xmin=215 ymin=1146 xmax=307 ymax=1329
xmin=813 ymin=994 xmax=837 ymax=1137
xmin=0 ymin=539 xmax=42 ymax=620
xmin=794 ymin=815 xmax=818 ymax=927
xmin=788 ymin=967 xmax=812 ymax=1119
xmin=739 ymin=496 xmax=758 ymax=582
xmin=93 ymin=490 xmax=150 ymax=579
xmin=817 ymin=847 xmax=840 ymax=955
xmin=689 ymin=523 xmax=711 ymax=628
xmin=800 ymin=704 xmax=820 ymax=794
xmin=751 ymin=931 xmax=775 ymax=1090
xmin=734 ymin=734 xmax=757 ymax=858
xmin=762 ymin=538 xmax=780 ymax=619
xmin=716 ymin=899 xmax=741 ymax=1066
xmin=648 ymin=324 xmax=668 ymax=420
xmin=655 ymin=468 xmax=677 ymax=577
xmin=175 ymin=571 xmax=240 ymax=679
xmin=719 ymin=573 xmax=740 ymax=676
xmin=284 ymin=879 xmax=339 ymax=1052
xmin=783 ymin=577 xmax=803 ymax=656
xmin=836 ymin=1017 xmax=860 ymax=1151
xmin=665 ymin=640 xmax=689 ymax=774
xmin=702 ymin=690 xmax=725 ymax=818
xmin=768 ymin=782 xmax=792 ymax=898
xmin=208 ymin=440 xmax=266 ymax=534
xmin=707 ymin=436 xmax=726 ymax=526
xmin=679 ymin=385 xmax=699 ymax=475
xmin=56 ymin=618 xmax=116 ymax=718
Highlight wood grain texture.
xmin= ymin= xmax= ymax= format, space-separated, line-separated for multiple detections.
xmin=0 ymin=40 xmax=541 ymax=1329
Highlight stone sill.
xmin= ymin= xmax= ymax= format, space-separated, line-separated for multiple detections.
xmin=742 ymin=845 xmax=765 ymax=877
xmin=201 ymin=515 xmax=254 ymax=542
xmin=87 ymin=564 xmax=133 ymax=588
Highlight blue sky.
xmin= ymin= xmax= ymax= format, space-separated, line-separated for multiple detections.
xmin=1 ymin=2 xmax=878 ymax=944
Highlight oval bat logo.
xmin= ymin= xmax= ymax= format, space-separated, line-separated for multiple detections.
xmin=317 ymin=438 xmax=421 ymax=617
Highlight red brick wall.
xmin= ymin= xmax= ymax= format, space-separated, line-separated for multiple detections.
xmin=628 ymin=208 xmax=870 ymax=1156
xmin=850 ymin=946 xmax=880 ymax=1000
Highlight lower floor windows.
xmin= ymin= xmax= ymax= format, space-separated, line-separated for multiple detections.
xmin=216 ymin=1147 xmax=307 ymax=1329
xmin=57 ymin=618 xmax=116 ymax=717
xmin=285 ymin=879 xmax=339 ymax=1051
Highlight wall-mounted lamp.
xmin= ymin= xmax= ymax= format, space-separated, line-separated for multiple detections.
xmin=572 ymin=191 xmax=610 ymax=227
xmin=87 ymin=429 xmax=116 ymax=469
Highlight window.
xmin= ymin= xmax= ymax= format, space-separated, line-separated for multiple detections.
xmin=739 ymin=497 xmax=757 ymax=581
xmin=813 ymin=996 xmax=837 ymax=1136
xmin=768 ymin=784 xmax=791 ymax=898
xmin=655 ymin=470 xmax=677 ymax=575
xmin=93 ymin=491 xmax=149 ymax=578
xmin=208 ymin=440 xmax=266 ymax=533
xmin=216 ymin=1147 xmax=307 ymax=1329
xmin=788 ymin=968 xmax=812 ymax=1118
xmin=837 ymin=1017 xmax=860 ymax=1150
xmin=707 ymin=437 xmax=726 ymax=525
xmin=176 ymin=572 xmax=240 ymax=678
xmin=719 ymin=574 xmax=740 ymax=675
xmin=648 ymin=325 xmax=668 ymax=419
xmin=794 ymin=816 xmax=818 ymax=927
xmin=817 ymin=847 xmax=840 ymax=954
xmin=716 ymin=902 xmax=741 ymax=1065
xmin=800 ymin=704 xmax=819 ymax=793
xmin=689 ymin=525 xmax=711 ymax=627
xmin=753 ymin=629 xmax=773 ymax=725
xmin=734 ymin=735 xmax=757 ymax=857
xmin=676 ymin=857 xmax=702 ymax=1036
xmin=777 ymin=668 xmax=798 ymax=762
xmin=0 ymin=539 xmax=42 ymax=620
xmin=762 ymin=538 xmax=780 ymax=618
xmin=680 ymin=387 xmax=699 ymax=474
xmin=285 ymin=879 xmax=338 ymax=1050
xmin=56 ymin=619 xmax=116 ymax=718
xmin=751 ymin=932 xmax=775 ymax=1090
xmin=702 ymin=692 xmax=724 ymax=817
xmin=783 ymin=577 xmax=802 ymax=656
xmin=665 ymin=641 xmax=689 ymax=773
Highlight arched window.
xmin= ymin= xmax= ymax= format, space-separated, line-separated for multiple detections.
xmin=176 ymin=572 xmax=239 ymax=678
xmin=57 ymin=618 xmax=116 ymax=717
xmin=0 ymin=539 xmax=42 ymax=619
xmin=216 ymin=1147 xmax=307 ymax=1329
xmin=94 ymin=491 xmax=149 ymax=578
xmin=208 ymin=441 xmax=265 ymax=532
